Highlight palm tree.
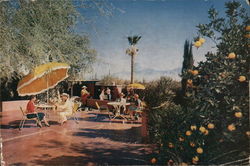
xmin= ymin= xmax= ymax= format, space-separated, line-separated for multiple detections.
xmin=126 ymin=35 xmax=141 ymax=84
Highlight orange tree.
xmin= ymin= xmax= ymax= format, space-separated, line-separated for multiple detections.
xmin=147 ymin=1 xmax=249 ymax=165
xmin=184 ymin=1 xmax=249 ymax=164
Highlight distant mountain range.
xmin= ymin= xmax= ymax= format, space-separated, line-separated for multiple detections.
xmin=113 ymin=67 xmax=182 ymax=81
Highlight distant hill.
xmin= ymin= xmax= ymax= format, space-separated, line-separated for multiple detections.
xmin=113 ymin=67 xmax=181 ymax=81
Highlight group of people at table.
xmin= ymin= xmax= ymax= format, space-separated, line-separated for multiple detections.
xmin=25 ymin=86 xmax=143 ymax=128
xmin=116 ymin=92 xmax=142 ymax=120
xmin=26 ymin=93 xmax=74 ymax=127
xmin=81 ymin=85 xmax=143 ymax=120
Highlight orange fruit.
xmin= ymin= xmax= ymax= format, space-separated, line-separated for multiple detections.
xmin=186 ymin=130 xmax=192 ymax=136
xmin=190 ymin=125 xmax=197 ymax=130
xmin=235 ymin=112 xmax=242 ymax=118
xmin=199 ymin=126 xmax=206 ymax=133
xmin=228 ymin=124 xmax=236 ymax=131
xmin=187 ymin=79 xmax=193 ymax=84
xmin=228 ymin=52 xmax=236 ymax=59
xmin=238 ymin=76 xmax=246 ymax=82
xmin=199 ymin=38 xmax=206 ymax=44
xmin=190 ymin=142 xmax=195 ymax=147
xmin=207 ymin=123 xmax=215 ymax=129
xmin=204 ymin=130 xmax=209 ymax=135
xmin=192 ymin=156 xmax=199 ymax=162
xmin=179 ymin=137 xmax=185 ymax=142
xmin=246 ymin=25 xmax=250 ymax=31
xmin=192 ymin=70 xmax=199 ymax=75
xmin=194 ymin=41 xmax=202 ymax=48
xmin=168 ymin=142 xmax=174 ymax=148
xmin=196 ymin=147 xmax=203 ymax=154
xmin=151 ymin=158 xmax=157 ymax=164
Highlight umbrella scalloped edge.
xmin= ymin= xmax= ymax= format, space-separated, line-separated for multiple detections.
xmin=17 ymin=65 xmax=70 ymax=91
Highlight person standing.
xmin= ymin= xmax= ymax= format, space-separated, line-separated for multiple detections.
xmin=106 ymin=87 xmax=112 ymax=100
xmin=81 ymin=86 xmax=90 ymax=107
xmin=127 ymin=88 xmax=135 ymax=102
xmin=99 ymin=89 xmax=105 ymax=100
xmin=112 ymin=87 xmax=119 ymax=101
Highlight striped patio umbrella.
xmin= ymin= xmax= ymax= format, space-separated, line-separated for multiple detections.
xmin=127 ymin=83 xmax=145 ymax=90
xmin=17 ymin=62 xmax=70 ymax=96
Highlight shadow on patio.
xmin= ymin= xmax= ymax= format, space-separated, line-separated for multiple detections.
xmin=72 ymin=126 xmax=143 ymax=143
xmin=31 ymin=141 xmax=151 ymax=165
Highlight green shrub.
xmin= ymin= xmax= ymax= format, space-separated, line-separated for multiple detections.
xmin=144 ymin=77 xmax=180 ymax=109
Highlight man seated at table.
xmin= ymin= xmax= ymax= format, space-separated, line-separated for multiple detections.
xmin=26 ymin=95 xmax=50 ymax=127
xmin=53 ymin=93 xmax=73 ymax=125
xmin=127 ymin=94 xmax=142 ymax=120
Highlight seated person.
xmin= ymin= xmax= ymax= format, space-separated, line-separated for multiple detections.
xmin=127 ymin=88 xmax=135 ymax=102
xmin=26 ymin=96 xmax=50 ymax=127
xmin=127 ymin=94 xmax=142 ymax=120
xmin=116 ymin=93 xmax=127 ymax=114
xmin=117 ymin=93 xmax=126 ymax=103
xmin=53 ymin=93 xmax=73 ymax=125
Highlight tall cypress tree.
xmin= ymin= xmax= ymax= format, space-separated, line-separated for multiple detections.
xmin=181 ymin=40 xmax=193 ymax=95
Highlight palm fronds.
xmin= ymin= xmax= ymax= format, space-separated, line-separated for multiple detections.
xmin=127 ymin=35 xmax=141 ymax=45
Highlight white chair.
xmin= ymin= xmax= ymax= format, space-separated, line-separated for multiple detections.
xmin=67 ymin=102 xmax=81 ymax=124
xmin=18 ymin=107 xmax=40 ymax=130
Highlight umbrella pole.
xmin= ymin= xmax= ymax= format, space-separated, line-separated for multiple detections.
xmin=71 ymin=82 xmax=74 ymax=97
xmin=47 ymin=71 xmax=49 ymax=103
xmin=47 ymin=90 xmax=49 ymax=103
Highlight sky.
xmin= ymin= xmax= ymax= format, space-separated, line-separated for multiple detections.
xmin=76 ymin=0 xmax=249 ymax=81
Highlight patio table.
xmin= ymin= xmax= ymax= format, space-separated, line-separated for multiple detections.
xmin=36 ymin=104 xmax=56 ymax=111
xmin=107 ymin=102 xmax=130 ymax=121
xmin=36 ymin=104 xmax=56 ymax=120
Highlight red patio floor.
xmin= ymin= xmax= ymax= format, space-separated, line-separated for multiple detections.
xmin=0 ymin=101 xmax=153 ymax=165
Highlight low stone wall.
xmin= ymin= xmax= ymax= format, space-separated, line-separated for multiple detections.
xmin=141 ymin=110 xmax=149 ymax=143
xmin=2 ymin=100 xmax=29 ymax=112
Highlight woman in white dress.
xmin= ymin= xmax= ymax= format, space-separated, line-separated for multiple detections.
xmin=54 ymin=93 xmax=73 ymax=125
xmin=99 ymin=89 xmax=105 ymax=100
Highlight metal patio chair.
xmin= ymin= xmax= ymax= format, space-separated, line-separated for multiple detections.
xmin=18 ymin=107 xmax=40 ymax=130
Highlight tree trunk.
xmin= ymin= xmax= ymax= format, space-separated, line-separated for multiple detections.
xmin=131 ymin=54 xmax=134 ymax=84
